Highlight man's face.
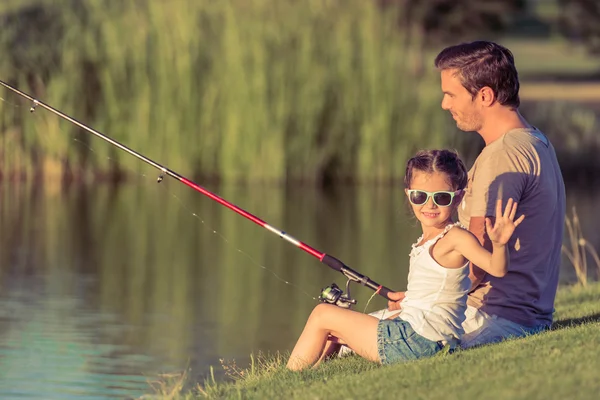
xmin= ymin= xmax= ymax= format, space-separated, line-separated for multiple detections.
xmin=440 ymin=69 xmax=483 ymax=132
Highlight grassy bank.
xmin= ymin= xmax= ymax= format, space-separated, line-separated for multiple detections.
xmin=153 ymin=282 xmax=600 ymax=399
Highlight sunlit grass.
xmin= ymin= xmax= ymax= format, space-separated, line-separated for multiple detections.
xmin=146 ymin=282 xmax=600 ymax=399
xmin=521 ymin=83 xmax=600 ymax=101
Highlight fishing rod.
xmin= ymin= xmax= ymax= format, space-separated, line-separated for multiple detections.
xmin=0 ymin=79 xmax=395 ymax=308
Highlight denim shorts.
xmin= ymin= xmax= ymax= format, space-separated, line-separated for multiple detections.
xmin=377 ymin=318 xmax=445 ymax=365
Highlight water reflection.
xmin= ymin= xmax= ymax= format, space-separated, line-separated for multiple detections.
xmin=0 ymin=179 xmax=596 ymax=397
xmin=0 ymin=288 xmax=151 ymax=398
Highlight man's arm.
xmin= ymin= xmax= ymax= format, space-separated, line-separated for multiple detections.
xmin=468 ymin=216 xmax=494 ymax=289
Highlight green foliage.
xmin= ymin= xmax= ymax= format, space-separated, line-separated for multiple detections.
xmin=0 ymin=0 xmax=452 ymax=184
xmin=1 ymin=1 xmax=598 ymax=184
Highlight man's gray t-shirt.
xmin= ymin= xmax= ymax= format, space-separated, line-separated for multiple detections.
xmin=458 ymin=128 xmax=566 ymax=327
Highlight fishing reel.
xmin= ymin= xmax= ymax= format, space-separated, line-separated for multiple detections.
xmin=319 ymin=280 xmax=357 ymax=309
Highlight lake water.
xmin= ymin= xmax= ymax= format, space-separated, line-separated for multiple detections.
xmin=0 ymin=177 xmax=597 ymax=398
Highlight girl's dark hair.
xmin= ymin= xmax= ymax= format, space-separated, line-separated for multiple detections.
xmin=404 ymin=149 xmax=468 ymax=191
xmin=434 ymin=41 xmax=520 ymax=108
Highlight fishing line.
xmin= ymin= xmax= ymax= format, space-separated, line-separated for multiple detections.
xmin=72 ymin=137 xmax=318 ymax=301
xmin=3 ymin=93 xmax=318 ymax=301
xmin=161 ymin=189 xmax=318 ymax=301
xmin=0 ymin=79 xmax=395 ymax=308
xmin=0 ymin=96 xmax=21 ymax=107
xmin=75 ymin=137 xmax=317 ymax=300
xmin=363 ymin=288 xmax=380 ymax=314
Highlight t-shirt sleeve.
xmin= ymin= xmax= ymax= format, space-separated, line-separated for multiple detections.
xmin=469 ymin=150 xmax=527 ymax=218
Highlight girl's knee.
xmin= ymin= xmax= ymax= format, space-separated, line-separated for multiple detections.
xmin=309 ymin=303 xmax=337 ymax=325
xmin=312 ymin=302 xmax=335 ymax=316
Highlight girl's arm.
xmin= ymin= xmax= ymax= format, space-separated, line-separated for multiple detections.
xmin=453 ymin=198 xmax=524 ymax=278
xmin=453 ymin=231 xmax=509 ymax=277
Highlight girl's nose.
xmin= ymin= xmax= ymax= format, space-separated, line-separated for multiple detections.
xmin=426 ymin=196 xmax=437 ymax=208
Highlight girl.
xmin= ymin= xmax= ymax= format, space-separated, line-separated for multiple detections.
xmin=286 ymin=149 xmax=524 ymax=370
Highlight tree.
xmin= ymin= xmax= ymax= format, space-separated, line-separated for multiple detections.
xmin=377 ymin=0 xmax=526 ymax=75
xmin=378 ymin=0 xmax=526 ymax=45
xmin=558 ymin=0 xmax=600 ymax=55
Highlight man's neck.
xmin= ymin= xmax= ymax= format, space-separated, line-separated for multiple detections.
xmin=478 ymin=108 xmax=531 ymax=146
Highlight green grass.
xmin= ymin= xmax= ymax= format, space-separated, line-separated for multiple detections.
xmin=153 ymin=282 xmax=600 ymax=399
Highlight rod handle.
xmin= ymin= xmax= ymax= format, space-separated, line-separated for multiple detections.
xmin=321 ymin=254 xmax=344 ymax=272
xmin=321 ymin=254 xmax=396 ymax=301
xmin=377 ymin=285 xmax=394 ymax=301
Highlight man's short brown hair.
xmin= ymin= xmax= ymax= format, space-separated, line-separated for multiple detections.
xmin=435 ymin=41 xmax=520 ymax=108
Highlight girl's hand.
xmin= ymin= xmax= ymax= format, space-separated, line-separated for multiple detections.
xmin=387 ymin=291 xmax=405 ymax=311
xmin=485 ymin=198 xmax=525 ymax=246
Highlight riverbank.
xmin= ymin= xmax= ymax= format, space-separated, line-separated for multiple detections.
xmin=154 ymin=282 xmax=600 ymax=399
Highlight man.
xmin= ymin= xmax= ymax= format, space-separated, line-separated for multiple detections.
xmin=388 ymin=41 xmax=566 ymax=348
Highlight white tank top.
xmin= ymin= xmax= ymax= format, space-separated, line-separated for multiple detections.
xmin=399 ymin=222 xmax=471 ymax=343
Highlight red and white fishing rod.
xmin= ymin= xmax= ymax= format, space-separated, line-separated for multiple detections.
xmin=0 ymin=79 xmax=395 ymax=304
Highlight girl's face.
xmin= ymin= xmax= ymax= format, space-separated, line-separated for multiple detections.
xmin=405 ymin=170 xmax=461 ymax=230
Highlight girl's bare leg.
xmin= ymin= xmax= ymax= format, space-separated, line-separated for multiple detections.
xmin=286 ymin=303 xmax=380 ymax=371
xmin=316 ymin=312 xmax=399 ymax=364
xmin=314 ymin=337 xmax=342 ymax=366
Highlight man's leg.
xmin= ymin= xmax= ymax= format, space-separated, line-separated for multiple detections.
xmin=461 ymin=305 xmax=546 ymax=349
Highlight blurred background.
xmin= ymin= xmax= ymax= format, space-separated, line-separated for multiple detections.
xmin=0 ymin=0 xmax=599 ymax=398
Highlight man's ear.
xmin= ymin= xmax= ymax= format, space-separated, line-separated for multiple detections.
xmin=479 ymin=86 xmax=496 ymax=107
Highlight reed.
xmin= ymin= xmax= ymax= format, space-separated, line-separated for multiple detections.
xmin=0 ymin=0 xmax=451 ymax=184
xmin=2 ymin=2 xmax=599 ymax=184
xmin=562 ymin=207 xmax=600 ymax=286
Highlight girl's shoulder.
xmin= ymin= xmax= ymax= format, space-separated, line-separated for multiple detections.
xmin=439 ymin=223 xmax=475 ymax=244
